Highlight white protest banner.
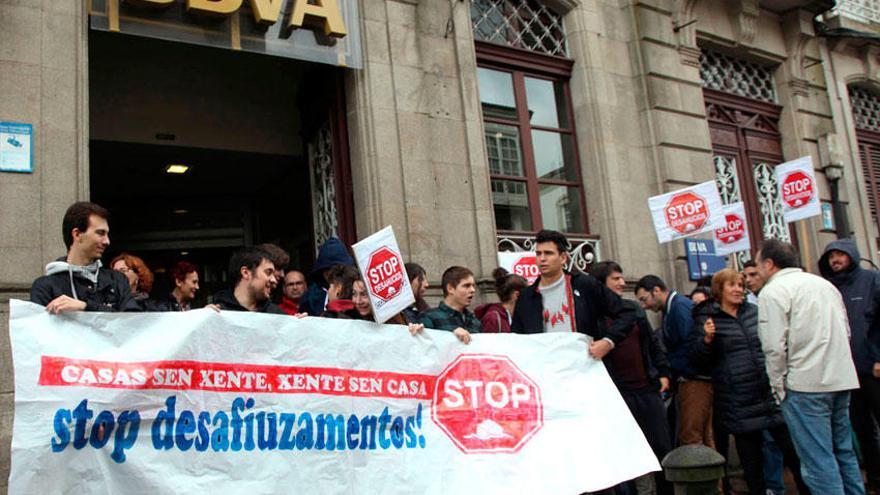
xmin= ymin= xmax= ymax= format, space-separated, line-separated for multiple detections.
xmin=10 ymin=300 xmax=659 ymax=494
xmin=776 ymin=156 xmax=821 ymax=223
xmin=712 ymin=202 xmax=751 ymax=256
xmin=352 ymin=226 xmax=415 ymax=323
xmin=648 ymin=181 xmax=725 ymax=243
xmin=497 ymin=252 xmax=539 ymax=284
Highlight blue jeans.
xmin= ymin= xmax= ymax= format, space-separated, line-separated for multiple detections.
xmin=762 ymin=429 xmax=785 ymax=495
xmin=781 ymin=390 xmax=865 ymax=495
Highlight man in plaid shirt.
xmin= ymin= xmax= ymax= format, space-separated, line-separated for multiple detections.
xmin=417 ymin=266 xmax=481 ymax=344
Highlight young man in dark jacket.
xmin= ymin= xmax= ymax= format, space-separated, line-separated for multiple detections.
xmin=819 ymin=238 xmax=880 ymax=491
xmin=298 ymin=237 xmax=354 ymax=316
xmin=635 ymin=274 xmax=714 ymax=449
xmin=213 ymin=247 xmax=285 ymax=314
xmin=31 ymin=202 xmax=140 ymax=313
xmin=510 ymin=230 xmax=637 ymax=360
xmin=592 ymin=261 xmax=672 ymax=495
xmin=419 ymin=266 xmax=480 ymax=344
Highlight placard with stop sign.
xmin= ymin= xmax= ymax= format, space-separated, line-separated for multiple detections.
xmin=648 ymin=180 xmax=724 ymax=243
xmin=497 ymin=252 xmax=539 ymax=284
xmin=776 ymin=156 xmax=821 ymax=223
xmin=352 ymin=226 xmax=415 ymax=323
xmin=712 ymin=201 xmax=751 ymax=256
xmin=432 ymin=354 xmax=543 ymax=454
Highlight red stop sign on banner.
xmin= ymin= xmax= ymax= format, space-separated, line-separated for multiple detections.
xmin=781 ymin=171 xmax=814 ymax=208
xmin=511 ymin=255 xmax=539 ymax=283
xmin=664 ymin=192 xmax=709 ymax=235
xmin=715 ymin=213 xmax=746 ymax=244
xmin=432 ymin=354 xmax=543 ymax=454
xmin=366 ymin=247 xmax=405 ymax=302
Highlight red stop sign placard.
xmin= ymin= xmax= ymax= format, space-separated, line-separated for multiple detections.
xmin=781 ymin=171 xmax=814 ymax=208
xmin=664 ymin=191 xmax=709 ymax=235
xmin=511 ymin=255 xmax=539 ymax=283
xmin=715 ymin=213 xmax=746 ymax=244
xmin=366 ymin=247 xmax=405 ymax=302
xmin=432 ymin=354 xmax=543 ymax=454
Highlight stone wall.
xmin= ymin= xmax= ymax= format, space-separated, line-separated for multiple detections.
xmin=0 ymin=0 xmax=88 ymax=288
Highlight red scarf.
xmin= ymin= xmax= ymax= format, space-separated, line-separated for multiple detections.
xmin=279 ymin=296 xmax=300 ymax=315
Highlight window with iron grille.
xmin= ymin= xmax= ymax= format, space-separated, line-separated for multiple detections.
xmin=700 ymin=49 xmax=777 ymax=103
xmin=849 ymin=85 xmax=880 ymax=244
xmin=470 ymin=0 xmax=568 ymax=57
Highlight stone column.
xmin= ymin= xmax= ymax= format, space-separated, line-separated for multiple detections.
xmin=0 ymin=0 xmax=89 ymax=487
xmin=346 ymin=0 xmax=497 ymax=287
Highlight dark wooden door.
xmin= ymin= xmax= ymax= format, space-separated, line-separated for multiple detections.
xmin=704 ymin=89 xmax=793 ymax=256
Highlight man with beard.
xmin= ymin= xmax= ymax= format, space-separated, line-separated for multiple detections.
xmin=213 ymin=247 xmax=285 ymax=314
xmin=819 ymin=238 xmax=880 ymax=493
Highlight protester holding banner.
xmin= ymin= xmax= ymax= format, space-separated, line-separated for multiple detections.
xmin=350 ymin=279 xmax=426 ymax=336
xmin=591 ymin=261 xmax=672 ymax=495
xmin=31 ymin=201 xmax=141 ymax=313
xmin=213 ymin=247 xmax=286 ymax=314
xmin=511 ymin=230 xmax=637 ymax=361
xmin=691 ymin=268 xmax=809 ymax=495
xmin=418 ymin=266 xmax=480 ymax=343
xmin=474 ymin=268 xmax=527 ymax=333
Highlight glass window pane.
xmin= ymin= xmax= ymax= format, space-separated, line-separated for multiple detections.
xmin=525 ymin=77 xmax=569 ymax=128
xmin=539 ymin=184 xmax=584 ymax=233
xmin=484 ymin=123 xmax=524 ymax=176
xmin=532 ymin=130 xmax=578 ymax=181
xmin=478 ymin=68 xmax=517 ymax=120
xmin=492 ymin=179 xmax=533 ymax=231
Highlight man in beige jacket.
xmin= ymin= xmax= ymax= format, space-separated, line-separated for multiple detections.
xmin=756 ymin=239 xmax=864 ymax=495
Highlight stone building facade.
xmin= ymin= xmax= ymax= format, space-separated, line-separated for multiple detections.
xmin=2 ymin=0 xmax=880 ymax=486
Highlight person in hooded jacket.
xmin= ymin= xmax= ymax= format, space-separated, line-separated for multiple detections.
xmin=31 ymin=202 xmax=140 ymax=313
xmin=819 ymin=238 xmax=880 ymax=490
xmin=298 ymin=237 xmax=354 ymax=316
xmin=474 ymin=268 xmax=527 ymax=333
xmin=691 ymin=268 xmax=809 ymax=495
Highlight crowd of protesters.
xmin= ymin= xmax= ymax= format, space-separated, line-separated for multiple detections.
xmin=29 ymin=201 xmax=880 ymax=495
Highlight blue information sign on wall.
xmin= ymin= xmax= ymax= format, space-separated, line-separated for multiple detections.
xmin=684 ymin=239 xmax=727 ymax=281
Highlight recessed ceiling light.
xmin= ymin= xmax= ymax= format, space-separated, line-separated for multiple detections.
xmin=173 ymin=209 xmax=188 ymax=215
xmin=165 ymin=164 xmax=190 ymax=174
xmin=180 ymin=251 xmax=189 ymax=256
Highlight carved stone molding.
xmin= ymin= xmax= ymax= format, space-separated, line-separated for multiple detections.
xmin=863 ymin=44 xmax=880 ymax=83
xmin=674 ymin=0 xmax=700 ymax=65
xmin=679 ymin=44 xmax=702 ymax=68
xmin=787 ymin=78 xmax=811 ymax=97
xmin=543 ymin=0 xmax=580 ymax=15
xmin=732 ymin=0 xmax=760 ymax=46
xmin=782 ymin=9 xmax=815 ymax=98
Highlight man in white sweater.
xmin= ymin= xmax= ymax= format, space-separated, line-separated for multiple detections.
xmin=756 ymin=239 xmax=864 ymax=495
